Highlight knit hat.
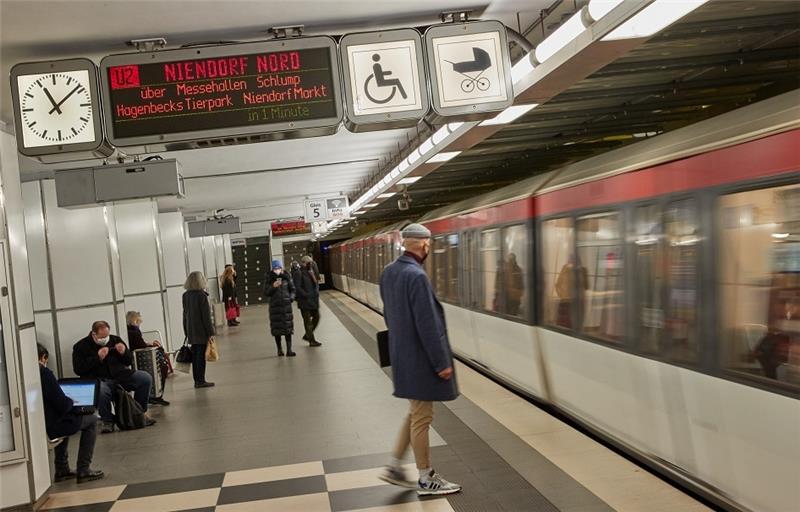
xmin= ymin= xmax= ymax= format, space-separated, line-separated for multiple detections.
xmin=401 ymin=223 xmax=431 ymax=239
xmin=271 ymin=260 xmax=283 ymax=269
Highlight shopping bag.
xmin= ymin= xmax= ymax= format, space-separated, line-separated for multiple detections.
xmin=225 ymin=299 xmax=238 ymax=321
xmin=376 ymin=330 xmax=391 ymax=367
xmin=205 ymin=339 xmax=219 ymax=362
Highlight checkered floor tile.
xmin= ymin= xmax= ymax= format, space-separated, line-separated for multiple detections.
xmin=40 ymin=453 xmax=455 ymax=512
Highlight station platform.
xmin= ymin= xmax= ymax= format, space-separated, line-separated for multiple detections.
xmin=40 ymin=291 xmax=710 ymax=512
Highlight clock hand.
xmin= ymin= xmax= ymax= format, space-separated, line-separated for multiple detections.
xmin=48 ymin=85 xmax=81 ymax=115
xmin=43 ymin=87 xmax=63 ymax=115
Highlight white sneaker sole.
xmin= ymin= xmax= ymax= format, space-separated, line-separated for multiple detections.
xmin=378 ymin=474 xmax=417 ymax=489
xmin=417 ymin=486 xmax=462 ymax=496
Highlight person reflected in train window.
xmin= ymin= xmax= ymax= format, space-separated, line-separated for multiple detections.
xmin=504 ymin=253 xmax=525 ymax=316
xmin=378 ymin=223 xmax=461 ymax=496
xmin=555 ymin=255 xmax=588 ymax=328
xmin=756 ymin=299 xmax=799 ymax=379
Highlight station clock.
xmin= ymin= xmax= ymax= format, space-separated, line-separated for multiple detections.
xmin=10 ymin=58 xmax=113 ymax=161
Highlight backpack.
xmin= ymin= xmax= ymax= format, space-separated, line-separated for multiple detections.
xmin=114 ymin=385 xmax=146 ymax=430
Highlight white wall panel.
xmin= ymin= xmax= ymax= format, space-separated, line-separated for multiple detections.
xmin=17 ymin=327 xmax=50 ymax=500
xmin=187 ymin=232 xmax=204 ymax=274
xmin=124 ymin=293 xmax=167 ymax=346
xmin=202 ymin=236 xmax=217 ymax=278
xmin=56 ymin=305 xmax=116 ymax=377
xmin=0 ymin=136 xmax=34 ymax=325
xmin=114 ymin=201 xmax=161 ymax=295
xmin=43 ymin=181 xmax=114 ymax=309
xmin=166 ymin=287 xmax=184 ymax=351
xmin=215 ymin=235 xmax=226 ymax=276
xmin=223 ymin=234 xmax=233 ymax=268
xmin=21 ymin=181 xmax=50 ymax=312
xmin=159 ymin=212 xmax=187 ymax=287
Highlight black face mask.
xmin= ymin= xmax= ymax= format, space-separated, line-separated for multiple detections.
xmin=419 ymin=243 xmax=431 ymax=263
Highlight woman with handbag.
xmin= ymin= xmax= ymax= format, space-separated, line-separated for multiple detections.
xmin=183 ymin=271 xmax=215 ymax=388
xmin=220 ymin=265 xmax=240 ymax=327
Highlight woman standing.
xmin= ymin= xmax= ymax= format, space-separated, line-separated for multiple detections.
xmin=264 ymin=260 xmax=296 ymax=357
xmin=183 ymin=271 xmax=215 ymax=388
xmin=220 ymin=265 xmax=240 ymax=326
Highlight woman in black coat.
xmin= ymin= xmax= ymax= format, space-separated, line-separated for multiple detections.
xmin=183 ymin=271 xmax=215 ymax=388
xmin=220 ymin=265 xmax=239 ymax=326
xmin=264 ymin=260 xmax=296 ymax=356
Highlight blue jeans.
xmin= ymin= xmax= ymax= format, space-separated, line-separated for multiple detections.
xmin=98 ymin=371 xmax=152 ymax=422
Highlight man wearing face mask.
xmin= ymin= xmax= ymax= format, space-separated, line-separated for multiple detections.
xmin=73 ymin=320 xmax=155 ymax=433
xmin=378 ymin=223 xmax=461 ymax=496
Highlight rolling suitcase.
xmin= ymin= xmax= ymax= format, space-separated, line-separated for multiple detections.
xmin=133 ymin=347 xmax=164 ymax=399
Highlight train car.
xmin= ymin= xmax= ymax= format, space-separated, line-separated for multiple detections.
xmin=331 ymin=91 xmax=800 ymax=512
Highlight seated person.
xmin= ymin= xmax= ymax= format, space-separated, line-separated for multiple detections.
xmin=126 ymin=311 xmax=170 ymax=406
xmin=38 ymin=344 xmax=104 ymax=484
xmin=72 ymin=320 xmax=156 ymax=433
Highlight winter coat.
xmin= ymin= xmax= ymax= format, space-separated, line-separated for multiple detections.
xmin=379 ymin=254 xmax=458 ymax=402
xmin=221 ymin=278 xmax=236 ymax=304
xmin=183 ymin=289 xmax=215 ymax=345
xmin=294 ymin=265 xmax=320 ymax=311
xmin=40 ymin=364 xmax=82 ymax=439
xmin=73 ymin=334 xmax=134 ymax=382
xmin=127 ymin=324 xmax=148 ymax=351
xmin=264 ymin=270 xmax=295 ymax=336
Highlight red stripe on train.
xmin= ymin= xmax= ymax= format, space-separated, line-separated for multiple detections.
xmin=426 ymin=129 xmax=800 ymax=234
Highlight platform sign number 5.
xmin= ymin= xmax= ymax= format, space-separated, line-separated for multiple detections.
xmin=304 ymin=199 xmax=326 ymax=223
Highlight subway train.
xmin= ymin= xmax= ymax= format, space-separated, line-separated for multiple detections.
xmin=330 ymin=92 xmax=800 ymax=512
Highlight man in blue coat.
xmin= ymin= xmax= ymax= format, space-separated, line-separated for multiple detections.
xmin=378 ymin=223 xmax=461 ymax=496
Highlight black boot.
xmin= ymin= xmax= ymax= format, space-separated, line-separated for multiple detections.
xmin=54 ymin=467 xmax=76 ymax=482
xmin=77 ymin=469 xmax=104 ymax=484
xmin=286 ymin=339 xmax=296 ymax=357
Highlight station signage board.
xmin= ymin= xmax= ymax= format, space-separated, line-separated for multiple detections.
xmin=424 ymin=21 xmax=513 ymax=121
xmin=271 ymin=220 xmax=311 ymax=237
xmin=303 ymin=196 xmax=349 ymax=222
xmin=99 ymin=38 xmax=343 ymax=147
xmin=340 ymin=29 xmax=429 ymax=132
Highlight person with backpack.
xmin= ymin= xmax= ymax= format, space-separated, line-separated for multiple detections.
xmin=265 ymin=260 xmax=296 ymax=356
xmin=38 ymin=344 xmax=105 ymax=483
xmin=72 ymin=321 xmax=156 ymax=433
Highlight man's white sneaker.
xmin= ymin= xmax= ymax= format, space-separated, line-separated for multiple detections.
xmin=417 ymin=470 xmax=462 ymax=496
xmin=378 ymin=466 xmax=416 ymax=489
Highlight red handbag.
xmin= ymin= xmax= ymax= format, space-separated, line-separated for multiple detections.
xmin=225 ymin=299 xmax=240 ymax=321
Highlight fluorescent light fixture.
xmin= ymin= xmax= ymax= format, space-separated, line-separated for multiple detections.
xmin=603 ymin=0 xmax=710 ymax=41
xmin=378 ymin=192 xmax=396 ymax=199
xmin=511 ymin=52 xmax=535 ymax=84
xmin=480 ymin=104 xmax=538 ymax=126
xmin=353 ymin=210 xmax=367 ymax=215
xmin=380 ymin=177 xmax=390 ymax=187
xmin=587 ymin=0 xmax=624 ymax=22
xmin=432 ymin=126 xmax=450 ymax=145
xmin=427 ymin=151 xmax=461 ymax=163
xmin=447 ymin=122 xmax=464 ymax=132
xmin=397 ymin=176 xmax=421 ymax=185
xmin=772 ymin=233 xmax=790 ymax=239
xmin=535 ymin=9 xmax=587 ymax=64
xmin=390 ymin=167 xmax=401 ymax=179
xmin=398 ymin=159 xmax=409 ymax=173
xmin=407 ymin=148 xmax=421 ymax=165
xmin=419 ymin=137 xmax=434 ymax=155
xmin=363 ymin=203 xmax=379 ymax=208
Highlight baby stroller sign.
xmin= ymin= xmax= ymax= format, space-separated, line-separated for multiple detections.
xmin=425 ymin=21 xmax=513 ymax=117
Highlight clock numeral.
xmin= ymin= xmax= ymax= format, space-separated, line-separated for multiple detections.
xmin=80 ymin=117 xmax=89 ymax=122
xmin=28 ymin=122 xmax=36 ymax=128
xmin=42 ymin=130 xmax=47 ymax=138
xmin=52 ymin=75 xmax=56 ymax=85
xmin=71 ymin=127 xmax=78 ymax=136
xmin=80 ymin=103 xmax=91 ymax=107
xmin=25 ymin=93 xmax=33 ymax=98
xmin=58 ymin=130 xmax=62 ymax=141
xmin=22 ymin=108 xmax=33 ymax=112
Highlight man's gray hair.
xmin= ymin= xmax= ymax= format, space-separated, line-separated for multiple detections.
xmin=184 ymin=271 xmax=207 ymax=291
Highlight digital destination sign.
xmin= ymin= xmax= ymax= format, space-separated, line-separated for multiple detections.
xmin=99 ymin=38 xmax=342 ymax=147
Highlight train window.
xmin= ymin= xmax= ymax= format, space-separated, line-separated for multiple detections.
xmin=464 ymin=231 xmax=479 ymax=308
xmin=719 ymin=183 xmax=800 ymax=389
xmin=481 ymin=229 xmax=501 ymax=312
xmin=634 ymin=204 xmax=665 ymax=355
xmin=577 ymin=213 xmax=624 ymax=343
xmin=665 ymin=199 xmax=699 ymax=363
xmin=542 ymin=217 xmax=576 ymax=328
xmin=446 ymin=233 xmax=460 ymax=303
xmin=500 ymin=225 xmax=528 ymax=318
xmin=433 ymin=236 xmax=447 ymax=296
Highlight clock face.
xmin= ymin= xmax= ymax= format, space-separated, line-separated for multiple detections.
xmin=16 ymin=70 xmax=96 ymax=149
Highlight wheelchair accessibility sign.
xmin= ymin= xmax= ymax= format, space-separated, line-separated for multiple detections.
xmin=340 ymin=29 xmax=430 ymax=131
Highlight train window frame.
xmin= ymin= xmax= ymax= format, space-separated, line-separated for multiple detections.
xmin=713 ymin=174 xmax=800 ymax=398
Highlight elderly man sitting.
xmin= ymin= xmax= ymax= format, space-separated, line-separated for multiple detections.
xmin=72 ymin=320 xmax=156 ymax=433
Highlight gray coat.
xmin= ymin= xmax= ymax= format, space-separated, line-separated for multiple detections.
xmin=379 ymin=254 xmax=458 ymax=402
xmin=183 ymin=290 xmax=215 ymax=345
